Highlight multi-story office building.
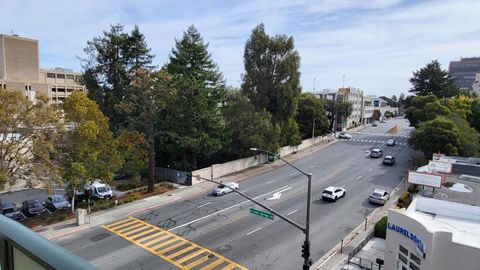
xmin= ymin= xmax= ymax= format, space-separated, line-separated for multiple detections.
xmin=337 ymin=87 xmax=364 ymax=129
xmin=448 ymin=57 xmax=480 ymax=90
xmin=472 ymin=73 xmax=480 ymax=95
xmin=0 ymin=34 xmax=85 ymax=103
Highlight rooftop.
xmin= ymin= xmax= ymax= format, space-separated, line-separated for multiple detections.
xmin=403 ymin=196 xmax=480 ymax=249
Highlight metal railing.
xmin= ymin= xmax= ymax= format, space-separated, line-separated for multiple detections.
xmin=347 ymin=256 xmax=382 ymax=270
xmin=0 ymin=215 xmax=95 ymax=270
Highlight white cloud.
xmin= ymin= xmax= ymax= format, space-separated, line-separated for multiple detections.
xmin=0 ymin=0 xmax=479 ymax=97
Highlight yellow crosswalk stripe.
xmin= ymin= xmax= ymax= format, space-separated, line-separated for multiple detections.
xmin=185 ymin=255 xmax=211 ymax=269
xmin=102 ymin=217 xmax=248 ymax=270
xmin=199 ymin=258 xmax=225 ymax=270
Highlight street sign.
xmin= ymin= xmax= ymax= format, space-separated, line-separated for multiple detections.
xmin=249 ymin=208 xmax=274 ymax=220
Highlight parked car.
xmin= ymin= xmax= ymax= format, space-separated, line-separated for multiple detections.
xmin=386 ymin=139 xmax=396 ymax=146
xmin=338 ymin=132 xmax=352 ymax=139
xmin=370 ymin=149 xmax=383 ymax=158
xmin=213 ymin=182 xmax=239 ymax=196
xmin=45 ymin=195 xmax=71 ymax=211
xmin=321 ymin=186 xmax=346 ymax=201
xmin=1 ymin=202 xmax=23 ymax=221
xmin=368 ymin=189 xmax=390 ymax=205
xmin=383 ymin=155 xmax=396 ymax=165
xmin=21 ymin=200 xmax=46 ymax=217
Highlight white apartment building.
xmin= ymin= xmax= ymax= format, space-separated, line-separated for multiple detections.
xmin=337 ymin=87 xmax=364 ymax=129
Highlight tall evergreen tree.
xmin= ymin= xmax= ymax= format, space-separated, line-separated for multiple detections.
xmin=164 ymin=25 xmax=226 ymax=168
xmin=81 ymin=24 xmax=154 ymax=131
xmin=241 ymin=23 xmax=302 ymax=146
xmin=409 ymin=60 xmax=458 ymax=98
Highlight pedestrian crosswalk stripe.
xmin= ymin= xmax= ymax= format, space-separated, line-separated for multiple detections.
xmin=102 ymin=217 xmax=247 ymax=270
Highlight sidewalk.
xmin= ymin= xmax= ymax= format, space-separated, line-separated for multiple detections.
xmin=312 ymin=180 xmax=407 ymax=270
xmin=37 ymin=133 xmax=340 ymax=240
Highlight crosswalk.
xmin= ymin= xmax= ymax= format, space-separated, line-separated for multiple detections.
xmin=102 ymin=217 xmax=247 ymax=270
xmin=353 ymin=132 xmax=410 ymax=138
xmin=338 ymin=138 xmax=408 ymax=145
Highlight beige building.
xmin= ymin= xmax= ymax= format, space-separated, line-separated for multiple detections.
xmin=0 ymin=34 xmax=85 ymax=103
xmin=385 ymin=196 xmax=480 ymax=270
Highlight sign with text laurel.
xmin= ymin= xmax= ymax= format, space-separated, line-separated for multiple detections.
xmin=249 ymin=208 xmax=274 ymax=220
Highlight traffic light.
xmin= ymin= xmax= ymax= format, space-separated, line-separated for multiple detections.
xmin=301 ymin=241 xmax=310 ymax=260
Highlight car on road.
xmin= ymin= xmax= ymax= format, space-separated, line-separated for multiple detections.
xmin=21 ymin=199 xmax=46 ymax=217
xmin=213 ymin=182 xmax=239 ymax=196
xmin=45 ymin=195 xmax=71 ymax=211
xmin=338 ymin=132 xmax=352 ymax=139
xmin=370 ymin=149 xmax=383 ymax=158
xmin=1 ymin=202 xmax=23 ymax=221
xmin=368 ymin=189 xmax=390 ymax=205
xmin=321 ymin=186 xmax=346 ymax=201
xmin=372 ymin=121 xmax=379 ymax=126
xmin=386 ymin=139 xmax=396 ymax=146
xmin=383 ymin=155 xmax=396 ymax=165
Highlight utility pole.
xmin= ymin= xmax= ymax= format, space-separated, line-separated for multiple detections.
xmin=342 ymin=75 xmax=345 ymax=88
xmin=313 ymin=77 xmax=316 ymax=92
xmin=311 ymin=118 xmax=316 ymax=150
xmin=249 ymin=148 xmax=312 ymax=269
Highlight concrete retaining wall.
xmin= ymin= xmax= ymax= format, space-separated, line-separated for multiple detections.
xmin=192 ymin=135 xmax=329 ymax=184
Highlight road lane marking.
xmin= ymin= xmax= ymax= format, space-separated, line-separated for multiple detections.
xmin=289 ymin=172 xmax=297 ymax=176
xmin=266 ymin=180 xmax=276 ymax=184
xmin=246 ymin=227 xmax=262 ymax=235
xmin=197 ymin=202 xmax=212 ymax=208
xmin=286 ymin=209 xmax=298 ymax=216
xmin=309 ymin=165 xmax=316 ymax=169
xmin=167 ymin=185 xmax=291 ymax=232
xmin=102 ymin=217 xmax=247 ymax=270
xmin=356 ymin=175 xmax=362 ymax=180
xmin=369 ymin=168 xmax=374 ymax=172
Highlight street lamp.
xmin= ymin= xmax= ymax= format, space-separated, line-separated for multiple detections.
xmin=312 ymin=118 xmax=317 ymax=150
xmin=249 ymin=148 xmax=313 ymax=269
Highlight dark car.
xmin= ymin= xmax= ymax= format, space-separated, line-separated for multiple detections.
xmin=383 ymin=155 xmax=396 ymax=165
xmin=22 ymin=200 xmax=46 ymax=217
xmin=45 ymin=195 xmax=71 ymax=211
xmin=1 ymin=202 xmax=23 ymax=221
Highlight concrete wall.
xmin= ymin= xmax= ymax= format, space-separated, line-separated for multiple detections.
xmin=191 ymin=135 xmax=328 ymax=184
xmin=1 ymin=35 xmax=39 ymax=82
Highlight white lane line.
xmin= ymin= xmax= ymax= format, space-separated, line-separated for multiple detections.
xmin=309 ymin=165 xmax=316 ymax=169
xmin=289 ymin=172 xmax=297 ymax=176
xmin=168 ymin=185 xmax=291 ymax=232
xmin=286 ymin=209 xmax=298 ymax=216
xmin=266 ymin=180 xmax=276 ymax=184
xmin=356 ymin=175 xmax=362 ymax=180
xmin=246 ymin=227 xmax=262 ymax=235
xmin=369 ymin=168 xmax=374 ymax=172
xmin=197 ymin=202 xmax=213 ymax=208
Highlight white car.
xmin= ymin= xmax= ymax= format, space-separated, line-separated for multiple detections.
xmin=321 ymin=186 xmax=346 ymax=201
xmin=338 ymin=132 xmax=352 ymax=139
xmin=213 ymin=182 xmax=239 ymax=196
xmin=368 ymin=189 xmax=390 ymax=205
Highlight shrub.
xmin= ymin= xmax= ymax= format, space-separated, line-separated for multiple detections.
xmin=443 ymin=182 xmax=454 ymax=188
xmin=408 ymin=184 xmax=420 ymax=194
xmin=122 ymin=193 xmax=141 ymax=204
xmin=117 ymin=182 xmax=140 ymax=191
xmin=375 ymin=216 xmax=388 ymax=239
xmin=397 ymin=192 xmax=412 ymax=208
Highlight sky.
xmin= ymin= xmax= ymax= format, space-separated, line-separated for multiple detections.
xmin=1 ymin=0 xmax=479 ymax=97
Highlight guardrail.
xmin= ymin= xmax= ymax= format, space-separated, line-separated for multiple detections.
xmin=0 ymin=215 xmax=95 ymax=270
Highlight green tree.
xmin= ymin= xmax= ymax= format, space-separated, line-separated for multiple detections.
xmin=82 ymin=24 xmax=154 ymax=131
xmin=0 ymin=90 xmax=63 ymax=191
xmin=241 ymin=23 xmax=302 ymax=146
xmin=409 ymin=60 xmax=458 ymax=98
xmin=325 ymin=100 xmax=353 ymax=130
xmin=164 ymin=25 xmax=226 ymax=168
xmin=409 ymin=117 xmax=461 ymax=158
xmin=448 ymin=114 xmax=480 ymax=157
xmin=372 ymin=110 xmax=381 ymax=121
xmin=62 ymin=91 xmax=123 ymax=197
xmin=116 ymin=69 xmax=174 ymax=192
xmin=470 ymin=98 xmax=480 ymax=131
xmin=223 ymin=91 xmax=281 ymax=157
xmin=116 ymin=131 xmax=148 ymax=179
xmin=296 ymin=93 xmax=329 ymax=139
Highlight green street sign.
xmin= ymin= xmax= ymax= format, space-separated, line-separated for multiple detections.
xmin=249 ymin=208 xmax=274 ymax=220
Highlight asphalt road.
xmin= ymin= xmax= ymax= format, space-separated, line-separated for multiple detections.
xmin=55 ymin=118 xmax=413 ymax=270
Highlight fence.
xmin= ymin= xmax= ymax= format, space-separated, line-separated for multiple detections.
xmin=347 ymin=256 xmax=382 ymax=270
xmin=155 ymin=167 xmax=191 ymax=186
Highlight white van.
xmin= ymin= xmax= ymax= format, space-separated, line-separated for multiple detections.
xmin=75 ymin=180 xmax=113 ymax=199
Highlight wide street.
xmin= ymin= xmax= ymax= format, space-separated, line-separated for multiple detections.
xmin=55 ymin=118 xmax=413 ymax=270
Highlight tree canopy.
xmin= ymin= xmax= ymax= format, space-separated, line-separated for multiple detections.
xmin=241 ymin=23 xmax=302 ymax=146
xmin=296 ymin=93 xmax=329 ymax=139
xmin=409 ymin=60 xmax=458 ymax=98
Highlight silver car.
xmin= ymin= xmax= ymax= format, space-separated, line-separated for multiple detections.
xmin=370 ymin=149 xmax=383 ymax=158
xmin=368 ymin=189 xmax=390 ymax=205
xmin=213 ymin=182 xmax=239 ymax=196
xmin=45 ymin=195 xmax=71 ymax=211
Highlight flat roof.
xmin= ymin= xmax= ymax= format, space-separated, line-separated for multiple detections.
xmin=404 ymin=197 xmax=480 ymax=249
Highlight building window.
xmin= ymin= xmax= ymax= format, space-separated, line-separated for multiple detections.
xmin=47 ymin=73 xmax=55 ymax=78
xmin=57 ymin=74 xmax=65 ymax=79
xmin=397 ymin=245 xmax=421 ymax=270
xmin=66 ymin=74 xmax=74 ymax=80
